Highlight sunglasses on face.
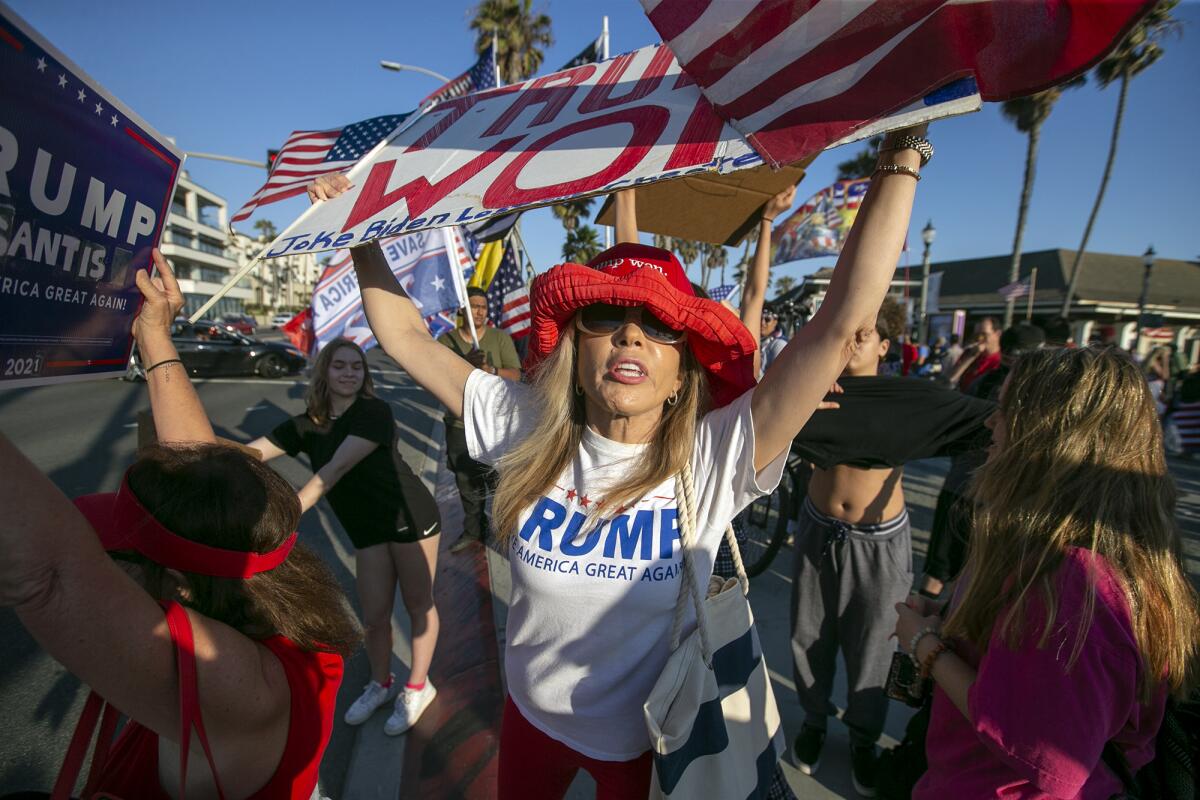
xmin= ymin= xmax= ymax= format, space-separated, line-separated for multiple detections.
xmin=575 ymin=303 xmax=687 ymax=344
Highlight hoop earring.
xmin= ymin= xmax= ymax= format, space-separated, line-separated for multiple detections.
xmin=666 ymin=390 xmax=679 ymax=406
xmin=575 ymin=384 xmax=584 ymax=397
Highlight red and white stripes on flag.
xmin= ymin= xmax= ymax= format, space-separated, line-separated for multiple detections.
xmin=643 ymin=0 xmax=1155 ymax=168
xmin=230 ymin=114 xmax=410 ymax=226
xmin=997 ymin=278 xmax=1031 ymax=301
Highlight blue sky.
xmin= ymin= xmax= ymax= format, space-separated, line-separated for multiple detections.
xmin=10 ymin=0 xmax=1199 ymax=290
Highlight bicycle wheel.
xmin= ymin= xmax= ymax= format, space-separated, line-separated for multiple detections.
xmin=740 ymin=465 xmax=796 ymax=577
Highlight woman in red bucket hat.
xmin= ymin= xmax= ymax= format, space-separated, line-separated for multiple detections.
xmin=0 ymin=250 xmax=360 ymax=799
xmin=307 ymin=122 xmax=929 ymax=799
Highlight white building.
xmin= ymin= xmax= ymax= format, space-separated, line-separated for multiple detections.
xmin=159 ymin=171 xmax=250 ymax=319
xmin=231 ymin=233 xmax=320 ymax=314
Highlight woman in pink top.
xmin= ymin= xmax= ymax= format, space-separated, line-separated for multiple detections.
xmin=894 ymin=346 xmax=1200 ymax=799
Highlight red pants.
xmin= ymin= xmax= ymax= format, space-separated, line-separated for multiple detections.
xmin=497 ymin=697 xmax=652 ymax=800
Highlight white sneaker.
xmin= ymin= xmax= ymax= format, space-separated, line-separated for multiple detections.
xmin=384 ymin=681 xmax=436 ymax=736
xmin=343 ymin=677 xmax=396 ymax=726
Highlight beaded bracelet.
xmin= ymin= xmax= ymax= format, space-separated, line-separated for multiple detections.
xmin=919 ymin=638 xmax=953 ymax=681
xmin=873 ymin=163 xmax=921 ymax=181
xmin=908 ymin=625 xmax=939 ymax=667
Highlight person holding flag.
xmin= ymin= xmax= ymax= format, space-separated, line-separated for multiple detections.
xmin=438 ymin=286 xmax=522 ymax=554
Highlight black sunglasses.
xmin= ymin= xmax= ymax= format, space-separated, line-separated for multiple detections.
xmin=575 ymin=304 xmax=686 ymax=344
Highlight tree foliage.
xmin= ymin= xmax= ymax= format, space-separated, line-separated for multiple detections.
xmin=563 ymin=225 xmax=602 ymax=263
xmin=470 ymin=0 xmax=553 ymax=84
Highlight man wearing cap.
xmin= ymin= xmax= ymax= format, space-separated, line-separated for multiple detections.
xmin=437 ymin=286 xmax=521 ymax=553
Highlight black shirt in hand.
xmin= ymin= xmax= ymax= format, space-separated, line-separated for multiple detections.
xmin=792 ymin=375 xmax=995 ymax=470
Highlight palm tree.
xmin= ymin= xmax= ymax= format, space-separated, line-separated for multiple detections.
xmin=470 ymin=0 xmax=553 ymax=84
xmin=1000 ymin=78 xmax=1084 ymax=326
xmin=563 ymin=225 xmax=602 ymax=263
xmin=699 ymin=243 xmax=728 ymax=290
xmin=774 ymin=275 xmax=796 ymax=298
xmin=652 ymin=233 xmax=674 ymax=252
xmin=836 ymin=136 xmax=883 ymax=180
xmin=1062 ymin=1 xmax=1180 ymax=316
xmin=252 ymin=219 xmax=277 ymax=243
xmin=672 ymin=239 xmax=700 ymax=281
xmin=551 ymin=196 xmax=594 ymax=232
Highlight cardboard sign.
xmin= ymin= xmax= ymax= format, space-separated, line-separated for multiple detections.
xmin=264 ymin=47 xmax=978 ymax=260
xmin=265 ymin=44 xmax=767 ymax=259
xmin=0 ymin=4 xmax=182 ymax=387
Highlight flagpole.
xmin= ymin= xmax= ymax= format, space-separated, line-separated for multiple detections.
xmin=197 ymin=107 xmax=432 ymax=322
xmin=601 ymin=16 xmax=613 ymax=251
xmin=1026 ymin=267 xmax=1038 ymax=321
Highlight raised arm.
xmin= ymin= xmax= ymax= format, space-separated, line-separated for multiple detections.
xmin=134 ymin=251 xmax=216 ymax=443
xmin=0 ymin=434 xmax=284 ymax=754
xmin=614 ymin=189 xmax=638 ymax=245
xmin=296 ymin=435 xmax=378 ymax=513
xmin=308 ymin=175 xmax=474 ymax=417
xmin=740 ymin=186 xmax=796 ymax=376
xmin=751 ymin=126 xmax=926 ymax=470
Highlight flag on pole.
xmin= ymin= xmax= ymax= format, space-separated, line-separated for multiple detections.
xmin=772 ymin=178 xmax=870 ymax=264
xmin=421 ymin=43 xmax=499 ymax=108
xmin=486 ymin=243 xmax=531 ymax=339
xmin=233 ymin=47 xmax=499 ymax=228
xmin=642 ymin=0 xmax=1155 ymax=168
xmin=469 ymin=240 xmax=505 ymax=290
xmin=281 ymin=307 xmax=315 ymax=355
xmin=464 ymin=34 xmax=606 ymax=244
xmin=231 ymin=114 xmax=413 ymax=226
xmin=998 ymin=276 xmax=1031 ymax=301
xmin=708 ymin=284 xmax=737 ymax=302
xmin=311 ymin=229 xmax=472 ymax=352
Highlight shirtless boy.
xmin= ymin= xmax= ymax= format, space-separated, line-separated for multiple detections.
xmin=787 ymin=298 xmax=993 ymax=796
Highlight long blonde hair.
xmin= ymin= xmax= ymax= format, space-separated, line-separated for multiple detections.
xmin=943 ymin=347 xmax=1200 ymax=701
xmin=492 ymin=332 xmax=710 ymax=543
xmin=305 ymin=339 xmax=377 ymax=424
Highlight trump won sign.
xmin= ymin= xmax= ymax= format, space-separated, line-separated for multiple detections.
xmin=0 ymin=3 xmax=182 ymax=387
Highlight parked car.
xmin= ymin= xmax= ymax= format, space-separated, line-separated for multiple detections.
xmin=270 ymin=313 xmax=295 ymax=329
xmin=223 ymin=314 xmax=257 ymax=336
xmin=126 ymin=320 xmax=307 ymax=380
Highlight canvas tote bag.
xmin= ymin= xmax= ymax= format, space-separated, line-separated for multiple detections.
xmin=643 ymin=460 xmax=785 ymax=799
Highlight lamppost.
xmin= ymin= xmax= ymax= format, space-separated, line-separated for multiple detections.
xmin=1133 ymin=244 xmax=1156 ymax=356
xmin=378 ymin=61 xmax=451 ymax=83
xmin=918 ymin=219 xmax=936 ymax=345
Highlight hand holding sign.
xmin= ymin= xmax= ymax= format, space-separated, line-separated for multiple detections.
xmin=132 ymin=249 xmax=183 ymax=344
xmin=307 ymin=174 xmax=352 ymax=205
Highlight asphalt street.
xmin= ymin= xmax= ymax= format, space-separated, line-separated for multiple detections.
xmin=0 ymin=343 xmax=446 ymax=797
xmin=2 ymin=347 xmax=1198 ymax=798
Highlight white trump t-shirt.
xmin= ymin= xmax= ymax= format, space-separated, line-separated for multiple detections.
xmin=464 ymin=369 xmax=786 ymax=760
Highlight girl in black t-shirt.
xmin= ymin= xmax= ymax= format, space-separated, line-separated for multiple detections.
xmin=249 ymin=338 xmax=442 ymax=735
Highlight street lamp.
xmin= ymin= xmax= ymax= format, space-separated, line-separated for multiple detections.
xmin=918 ymin=219 xmax=936 ymax=345
xmin=1133 ymin=244 xmax=1156 ymax=356
xmin=379 ymin=61 xmax=451 ymax=83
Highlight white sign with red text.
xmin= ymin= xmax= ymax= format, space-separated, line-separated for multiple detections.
xmin=264 ymin=44 xmax=979 ymax=259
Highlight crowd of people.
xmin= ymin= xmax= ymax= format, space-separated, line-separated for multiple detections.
xmin=2 ymin=122 xmax=1199 ymax=800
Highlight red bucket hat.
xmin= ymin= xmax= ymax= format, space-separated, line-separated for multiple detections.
xmin=74 ymin=470 xmax=296 ymax=578
xmin=526 ymin=243 xmax=756 ymax=408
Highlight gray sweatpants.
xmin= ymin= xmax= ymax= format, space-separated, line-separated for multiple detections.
xmin=789 ymin=496 xmax=913 ymax=746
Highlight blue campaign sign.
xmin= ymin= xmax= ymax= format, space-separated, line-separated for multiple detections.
xmin=0 ymin=5 xmax=183 ymax=387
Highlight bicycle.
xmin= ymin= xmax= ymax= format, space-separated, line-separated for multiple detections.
xmin=740 ymin=448 xmax=812 ymax=577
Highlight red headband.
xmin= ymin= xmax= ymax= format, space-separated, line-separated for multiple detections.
xmin=73 ymin=473 xmax=296 ymax=578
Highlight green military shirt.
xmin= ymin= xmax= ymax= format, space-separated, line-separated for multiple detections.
xmin=437 ymin=326 xmax=521 ymax=426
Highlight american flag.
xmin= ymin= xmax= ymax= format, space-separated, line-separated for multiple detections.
xmin=421 ymin=43 xmax=499 ymax=108
xmin=465 ymin=36 xmax=603 ymax=244
xmin=486 ymin=242 xmax=530 ymax=339
xmin=997 ymin=277 xmax=1031 ymax=301
xmin=708 ymin=284 xmax=737 ymax=302
xmin=642 ymin=0 xmax=1154 ymax=168
xmin=232 ymin=46 xmax=498 ymax=227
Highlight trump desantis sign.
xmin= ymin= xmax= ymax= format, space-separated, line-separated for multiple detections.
xmin=0 ymin=3 xmax=182 ymax=387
